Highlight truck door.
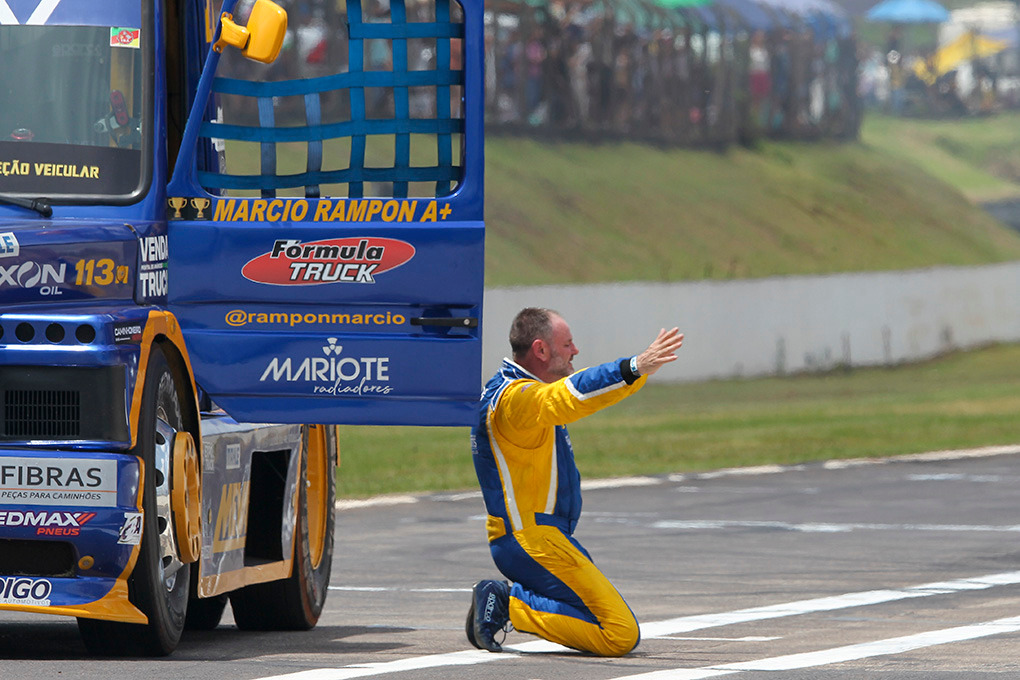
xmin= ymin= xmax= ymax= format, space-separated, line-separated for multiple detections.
xmin=166 ymin=0 xmax=484 ymax=426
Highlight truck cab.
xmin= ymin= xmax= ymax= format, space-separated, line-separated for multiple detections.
xmin=0 ymin=0 xmax=483 ymax=655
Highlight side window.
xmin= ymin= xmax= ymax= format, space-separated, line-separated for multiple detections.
xmin=207 ymin=0 xmax=465 ymax=200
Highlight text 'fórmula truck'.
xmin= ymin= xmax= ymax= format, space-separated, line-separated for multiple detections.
xmin=0 ymin=0 xmax=483 ymax=655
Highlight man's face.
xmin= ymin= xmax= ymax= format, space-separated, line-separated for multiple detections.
xmin=544 ymin=315 xmax=579 ymax=380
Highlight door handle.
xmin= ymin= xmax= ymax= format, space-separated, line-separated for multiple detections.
xmin=410 ymin=317 xmax=478 ymax=328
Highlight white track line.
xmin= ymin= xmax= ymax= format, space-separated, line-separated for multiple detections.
xmin=610 ymin=615 xmax=1020 ymax=679
xmin=335 ymin=495 xmax=419 ymax=510
xmin=251 ymin=651 xmax=512 ymax=680
xmin=637 ymin=570 xmax=1020 ymax=638
xmin=254 ymin=570 xmax=1020 ymax=679
xmin=829 ymin=444 xmax=1020 ymax=467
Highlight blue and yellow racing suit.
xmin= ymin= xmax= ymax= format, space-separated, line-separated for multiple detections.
xmin=471 ymin=357 xmax=646 ymax=656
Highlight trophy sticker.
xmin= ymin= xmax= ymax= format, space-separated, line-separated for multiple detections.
xmin=191 ymin=197 xmax=211 ymax=220
xmin=168 ymin=197 xmax=187 ymax=220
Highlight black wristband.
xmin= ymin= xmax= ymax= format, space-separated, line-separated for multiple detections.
xmin=620 ymin=357 xmax=640 ymax=385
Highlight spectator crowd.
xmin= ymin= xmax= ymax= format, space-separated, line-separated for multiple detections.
xmin=222 ymin=0 xmax=863 ymax=149
xmin=483 ymin=0 xmax=862 ymax=147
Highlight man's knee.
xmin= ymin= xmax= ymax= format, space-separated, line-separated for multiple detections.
xmin=597 ymin=615 xmax=640 ymax=657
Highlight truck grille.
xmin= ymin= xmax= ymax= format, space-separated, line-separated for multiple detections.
xmin=0 ymin=366 xmax=128 ymax=442
xmin=4 ymin=390 xmax=81 ymax=438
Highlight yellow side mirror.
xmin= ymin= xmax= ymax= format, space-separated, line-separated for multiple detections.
xmin=213 ymin=0 xmax=288 ymax=64
xmin=244 ymin=0 xmax=288 ymax=63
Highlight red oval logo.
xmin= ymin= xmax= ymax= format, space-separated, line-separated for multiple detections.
xmin=242 ymin=237 xmax=415 ymax=286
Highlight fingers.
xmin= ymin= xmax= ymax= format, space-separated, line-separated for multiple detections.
xmin=649 ymin=328 xmax=682 ymax=354
xmin=652 ymin=328 xmax=683 ymax=353
xmin=635 ymin=327 xmax=684 ymax=377
xmin=661 ymin=327 xmax=682 ymax=344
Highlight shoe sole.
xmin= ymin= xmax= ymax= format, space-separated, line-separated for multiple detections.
xmin=465 ymin=600 xmax=482 ymax=649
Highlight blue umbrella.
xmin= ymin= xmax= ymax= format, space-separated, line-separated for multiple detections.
xmin=866 ymin=0 xmax=949 ymax=23
xmin=715 ymin=0 xmax=775 ymax=31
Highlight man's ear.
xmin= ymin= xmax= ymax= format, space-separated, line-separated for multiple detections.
xmin=531 ymin=337 xmax=548 ymax=361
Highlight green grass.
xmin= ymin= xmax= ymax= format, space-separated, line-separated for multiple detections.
xmin=860 ymin=113 xmax=1020 ymax=202
xmin=337 ymin=343 xmax=1020 ymax=498
xmin=483 ymin=114 xmax=1020 ymax=286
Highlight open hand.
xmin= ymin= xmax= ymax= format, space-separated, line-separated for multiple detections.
xmin=635 ymin=327 xmax=684 ymax=377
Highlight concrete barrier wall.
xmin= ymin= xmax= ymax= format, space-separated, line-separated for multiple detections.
xmin=481 ymin=262 xmax=1020 ymax=383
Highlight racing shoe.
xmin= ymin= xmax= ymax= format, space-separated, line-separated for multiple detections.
xmin=465 ymin=607 xmax=481 ymax=649
xmin=469 ymin=579 xmax=511 ymax=652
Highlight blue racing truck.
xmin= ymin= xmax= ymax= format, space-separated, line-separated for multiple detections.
xmin=0 ymin=0 xmax=483 ymax=655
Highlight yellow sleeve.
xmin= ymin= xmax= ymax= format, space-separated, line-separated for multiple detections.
xmin=495 ymin=366 xmax=647 ymax=432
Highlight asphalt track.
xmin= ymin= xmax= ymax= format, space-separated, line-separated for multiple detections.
xmin=2 ymin=446 xmax=1020 ymax=678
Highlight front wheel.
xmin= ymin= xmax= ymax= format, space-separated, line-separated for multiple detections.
xmin=78 ymin=345 xmax=192 ymax=656
xmin=230 ymin=424 xmax=336 ymax=629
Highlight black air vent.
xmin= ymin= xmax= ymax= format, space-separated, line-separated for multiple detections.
xmin=4 ymin=390 xmax=81 ymax=438
xmin=0 ymin=538 xmax=76 ymax=577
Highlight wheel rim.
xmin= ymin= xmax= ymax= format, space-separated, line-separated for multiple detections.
xmin=305 ymin=425 xmax=329 ymax=569
xmin=154 ymin=418 xmax=185 ymax=592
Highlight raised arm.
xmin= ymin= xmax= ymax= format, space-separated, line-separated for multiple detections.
xmin=497 ymin=327 xmax=685 ymax=430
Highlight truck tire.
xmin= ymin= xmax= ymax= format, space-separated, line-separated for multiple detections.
xmin=184 ymin=592 xmax=227 ymax=630
xmin=78 ymin=345 xmax=191 ymax=656
xmin=230 ymin=425 xmax=335 ymax=630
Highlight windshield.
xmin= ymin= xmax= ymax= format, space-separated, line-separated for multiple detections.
xmin=0 ymin=24 xmax=147 ymax=200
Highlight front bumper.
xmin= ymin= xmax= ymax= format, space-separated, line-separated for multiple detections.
xmin=0 ymin=449 xmax=147 ymax=623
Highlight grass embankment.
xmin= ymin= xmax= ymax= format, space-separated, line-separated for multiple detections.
xmin=338 ymin=113 xmax=1020 ymax=498
xmin=483 ymin=113 xmax=1020 ymax=285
